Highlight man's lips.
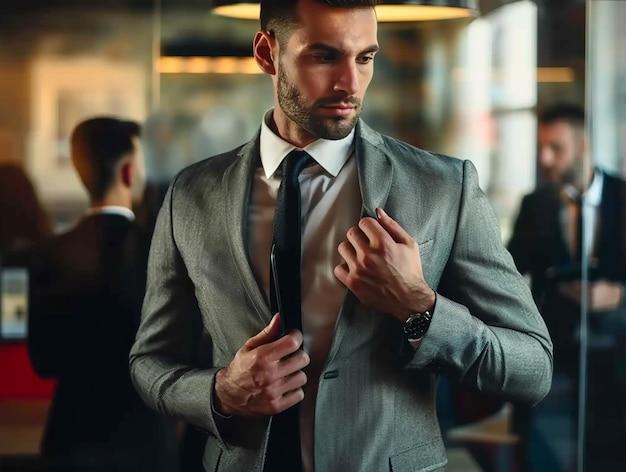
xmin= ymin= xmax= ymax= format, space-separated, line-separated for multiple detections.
xmin=319 ymin=103 xmax=356 ymax=116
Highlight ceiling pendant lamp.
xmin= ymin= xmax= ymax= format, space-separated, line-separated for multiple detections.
xmin=376 ymin=1 xmax=478 ymax=21
xmin=212 ymin=1 xmax=479 ymax=22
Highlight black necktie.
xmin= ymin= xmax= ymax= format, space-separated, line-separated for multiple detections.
xmin=564 ymin=186 xmax=584 ymax=261
xmin=265 ymin=150 xmax=310 ymax=472
xmin=269 ymin=149 xmax=311 ymax=333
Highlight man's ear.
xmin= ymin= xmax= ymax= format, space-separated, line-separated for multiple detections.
xmin=254 ymin=30 xmax=277 ymax=75
xmin=120 ymin=160 xmax=133 ymax=188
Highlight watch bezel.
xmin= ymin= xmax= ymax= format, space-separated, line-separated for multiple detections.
xmin=403 ymin=310 xmax=433 ymax=341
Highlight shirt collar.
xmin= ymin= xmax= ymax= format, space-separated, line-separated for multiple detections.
xmin=85 ymin=206 xmax=135 ymax=221
xmin=561 ymin=170 xmax=604 ymax=207
xmin=259 ymin=109 xmax=355 ymax=179
xmin=584 ymin=170 xmax=603 ymax=207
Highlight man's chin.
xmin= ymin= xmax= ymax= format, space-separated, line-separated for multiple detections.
xmin=314 ymin=116 xmax=358 ymax=140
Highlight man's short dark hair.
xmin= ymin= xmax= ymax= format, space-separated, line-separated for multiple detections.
xmin=538 ymin=103 xmax=585 ymax=129
xmin=70 ymin=117 xmax=141 ymax=201
xmin=260 ymin=0 xmax=377 ymax=46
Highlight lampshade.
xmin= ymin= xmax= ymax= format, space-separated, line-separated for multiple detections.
xmin=212 ymin=0 xmax=479 ymax=22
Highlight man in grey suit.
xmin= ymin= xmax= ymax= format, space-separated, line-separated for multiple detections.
xmin=130 ymin=1 xmax=553 ymax=471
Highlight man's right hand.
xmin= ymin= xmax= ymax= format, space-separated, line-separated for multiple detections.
xmin=558 ymin=279 xmax=624 ymax=312
xmin=213 ymin=313 xmax=309 ymax=417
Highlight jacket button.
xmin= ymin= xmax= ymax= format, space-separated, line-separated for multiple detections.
xmin=323 ymin=370 xmax=339 ymax=379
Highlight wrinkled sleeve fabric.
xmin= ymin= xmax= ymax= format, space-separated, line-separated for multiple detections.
xmin=129 ymin=178 xmax=224 ymax=441
xmin=409 ymin=160 xmax=553 ymax=405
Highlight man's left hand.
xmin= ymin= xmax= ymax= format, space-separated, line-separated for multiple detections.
xmin=334 ymin=208 xmax=435 ymax=323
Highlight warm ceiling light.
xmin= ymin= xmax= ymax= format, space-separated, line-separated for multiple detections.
xmin=450 ymin=67 xmax=576 ymax=83
xmin=158 ymin=56 xmax=262 ymax=74
xmin=536 ymin=67 xmax=575 ymax=83
xmin=213 ymin=2 xmax=259 ymax=20
xmin=213 ymin=1 xmax=478 ymax=22
xmin=376 ymin=1 xmax=477 ymax=21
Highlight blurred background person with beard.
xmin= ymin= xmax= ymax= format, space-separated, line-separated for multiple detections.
xmin=508 ymin=103 xmax=626 ymax=470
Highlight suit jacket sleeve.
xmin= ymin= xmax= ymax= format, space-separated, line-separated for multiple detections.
xmin=129 ymin=179 xmax=222 ymax=438
xmin=408 ymin=160 xmax=553 ymax=405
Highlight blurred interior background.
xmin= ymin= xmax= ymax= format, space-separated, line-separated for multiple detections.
xmin=1 ymin=0 xmax=624 ymax=471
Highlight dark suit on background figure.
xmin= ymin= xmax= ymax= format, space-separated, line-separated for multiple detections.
xmin=508 ymin=104 xmax=626 ymax=470
xmin=509 ymin=171 xmax=626 ymax=368
xmin=27 ymin=117 xmax=179 ymax=472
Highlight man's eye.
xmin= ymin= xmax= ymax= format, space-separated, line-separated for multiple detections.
xmin=315 ymin=53 xmax=337 ymax=62
xmin=358 ymin=56 xmax=374 ymax=64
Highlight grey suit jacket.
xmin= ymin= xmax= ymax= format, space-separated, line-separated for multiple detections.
xmin=130 ymin=121 xmax=553 ymax=472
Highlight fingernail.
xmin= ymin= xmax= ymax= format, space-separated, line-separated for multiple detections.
xmin=376 ymin=208 xmax=386 ymax=218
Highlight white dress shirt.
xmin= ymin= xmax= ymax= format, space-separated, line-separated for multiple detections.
xmin=84 ymin=205 xmax=136 ymax=221
xmin=249 ymin=110 xmax=362 ymax=471
xmin=582 ymin=171 xmax=603 ymax=261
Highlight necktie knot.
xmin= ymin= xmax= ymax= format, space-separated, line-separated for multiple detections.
xmin=562 ymin=185 xmax=583 ymax=205
xmin=282 ymin=150 xmax=312 ymax=186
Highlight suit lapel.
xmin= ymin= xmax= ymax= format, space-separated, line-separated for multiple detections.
xmin=354 ymin=121 xmax=394 ymax=218
xmin=222 ymin=133 xmax=273 ymax=326
xmin=597 ymin=173 xmax=625 ymax=275
xmin=325 ymin=121 xmax=394 ymax=365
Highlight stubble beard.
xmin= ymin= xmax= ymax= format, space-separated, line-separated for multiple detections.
xmin=277 ymin=66 xmax=361 ymax=141
xmin=561 ymin=153 xmax=586 ymax=188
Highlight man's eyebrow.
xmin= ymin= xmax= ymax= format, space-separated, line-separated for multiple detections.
xmin=305 ymin=43 xmax=380 ymax=55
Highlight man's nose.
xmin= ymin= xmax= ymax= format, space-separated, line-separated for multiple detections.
xmin=539 ymin=147 xmax=553 ymax=168
xmin=333 ymin=62 xmax=359 ymax=96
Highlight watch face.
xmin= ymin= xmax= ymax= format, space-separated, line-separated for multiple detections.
xmin=403 ymin=311 xmax=432 ymax=340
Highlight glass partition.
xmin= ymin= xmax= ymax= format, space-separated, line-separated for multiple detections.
xmin=580 ymin=1 xmax=626 ymax=470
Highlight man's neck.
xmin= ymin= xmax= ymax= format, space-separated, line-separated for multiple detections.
xmin=90 ymin=193 xmax=132 ymax=211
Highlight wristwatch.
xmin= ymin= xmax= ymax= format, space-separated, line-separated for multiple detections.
xmin=402 ymin=310 xmax=433 ymax=342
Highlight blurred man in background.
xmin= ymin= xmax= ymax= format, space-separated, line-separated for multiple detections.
xmin=27 ymin=117 xmax=179 ymax=471
xmin=508 ymin=103 xmax=626 ymax=470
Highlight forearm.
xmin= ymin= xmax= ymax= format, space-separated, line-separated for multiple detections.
xmin=129 ymin=349 xmax=222 ymax=434
xmin=407 ymin=294 xmax=552 ymax=404
xmin=129 ymin=277 xmax=218 ymax=434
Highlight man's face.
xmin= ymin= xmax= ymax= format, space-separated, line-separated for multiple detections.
xmin=271 ymin=0 xmax=378 ymax=146
xmin=538 ymin=120 xmax=584 ymax=186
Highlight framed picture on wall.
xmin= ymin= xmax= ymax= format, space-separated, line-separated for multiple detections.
xmin=0 ymin=267 xmax=29 ymax=340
